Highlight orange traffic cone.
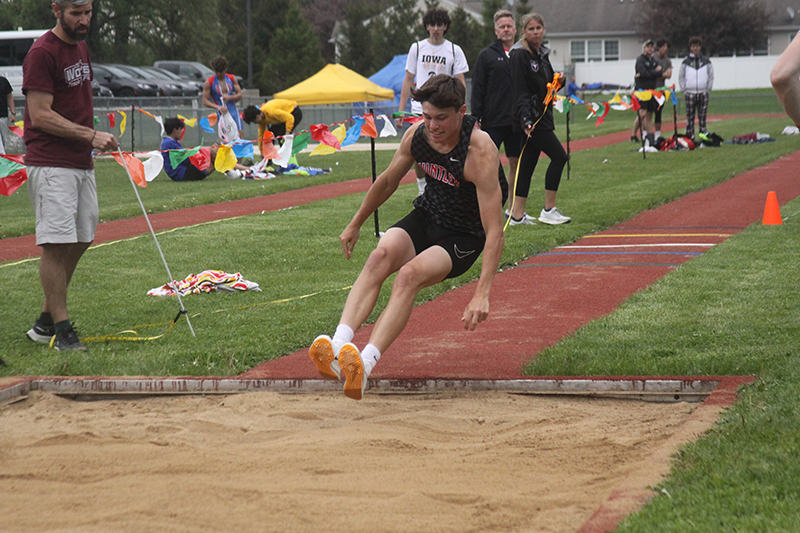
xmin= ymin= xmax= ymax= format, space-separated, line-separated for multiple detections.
xmin=762 ymin=191 xmax=783 ymax=225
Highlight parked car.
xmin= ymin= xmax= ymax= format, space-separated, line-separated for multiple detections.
xmin=92 ymin=78 xmax=113 ymax=97
xmin=140 ymin=66 xmax=201 ymax=96
xmin=153 ymin=60 xmax=244 ymax=87
xmin=93 ymin=64 xmax=159 ymax=97
xmin=110 ymin=64 xmax=183 ymax=97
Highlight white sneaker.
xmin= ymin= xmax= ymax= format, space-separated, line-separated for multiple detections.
xmin=339 ymin=343 xmax=370 ymax=400
xmin=508 ymin=213 xmax=537 ymax=226
xmin=309 ymin=335 xmax=341 ymax=381
xmin=225 ymin=170 xmax=242 ymax=180
xmin=539 ymin=207 xmax=571 ymax=225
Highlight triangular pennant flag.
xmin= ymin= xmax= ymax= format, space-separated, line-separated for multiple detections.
xmin=310 ymin=124 xmax=341 ymax=150
xmin=563 ymin=98 xmax=572 ymax=114
xmin=291 ymin=132 xmax=310 ymax=155
xmin=207 ymin=113 xmax=218 ymax=127
xmin=341 ymin=116 xmax=364 ymax=147
xmin=137 ymin=108 xmax=155 ymax=119
xmin=9 ymin=123 xmax=23 ymax=137
xmin=142 ymin=151 xmax=164 ymax=182
xmin=668 ymin=89 xmax=678 ymax=106
xmin=198 ymin=117 xmax=214 ymax=133
xmin=188 ymin=147 xmax=211 ymax=171
xmin=553 ymin=96 xmax=564 ymax=114
xmin=631 ymin=96 xmax=641 ymax=111
xmin=112 ymin=152 xmax=146 ymax=187
xmin=310 ymin=143 xmax=336 ymax=156
xmin=275 ymin=135 xmax=294 ymax=167
xmin=108 ymin=112 xmax=116 ymax=128
xmin=634 ymin=90 xmax=652 ymax=101
xmin=377 ymin=115 xmax=397 ymax=137
xmin=118 ymin=111 xmax=127 ymax=137
xmin=231 ymin=139 xmax=255 ymax=159
xmin=608 ymin=92 xmax=622 ymax=105
xmin=154 ymin=116 xmax=165 ymax=138
xmin=0 ymin=154 xmax=27 ymax=196
xmin=168 ymin=145 xmax=201 ymax=168
xmin=178 ymin=115 xmax=197 ymax=128
xmin=362 ymin=114 xmax=378 ymax=138
xmin=93 ymin=116 xmax=99 ymax=126
xmin=596 ymin=102 xmax=610 ymax=126
xmin=310 ymin=124 xmax=346 ymax=156
xmin=586 ymin=102 xmax=600 ymax=119
xmin=261 ymin=141 xmax=279 ymax=160
xmin=214 ymin=144 xmax=237 ymax=172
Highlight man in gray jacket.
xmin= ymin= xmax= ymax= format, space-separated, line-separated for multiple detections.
xmin=679 ymin=36 xmax=714 ymax=141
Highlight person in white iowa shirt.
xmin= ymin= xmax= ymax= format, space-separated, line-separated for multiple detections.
xmin=396 ymin=7 xmax=469 ymax=195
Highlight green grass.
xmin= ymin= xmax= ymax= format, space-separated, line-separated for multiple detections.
xmin=0 ymin=151 xmax=396 ymax=240
xmin=2 ymin=111 xmax=800 ymax=530
xmin=1 ymin=115 xmax=798 ymax=378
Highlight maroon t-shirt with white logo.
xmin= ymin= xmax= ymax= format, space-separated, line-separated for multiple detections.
xmin=22 ymin=30 xmax=94 ymax=170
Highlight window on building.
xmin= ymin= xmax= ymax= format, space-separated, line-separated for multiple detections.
xmin=570 ymin=39 xmax=620 ymax=63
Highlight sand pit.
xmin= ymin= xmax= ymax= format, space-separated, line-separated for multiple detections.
xmin=0 ymin=390 xmax=707 ymax=533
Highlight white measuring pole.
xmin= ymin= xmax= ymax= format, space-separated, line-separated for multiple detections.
xmin=116 ymin=148 xmax=196 ymax=337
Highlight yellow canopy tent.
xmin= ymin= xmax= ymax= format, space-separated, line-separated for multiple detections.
xmin=275 ymin=64 xmax=394 ymax=105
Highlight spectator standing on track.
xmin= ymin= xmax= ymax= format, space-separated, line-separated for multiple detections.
xmin=202 ymin=56 xmax=244 ymax=140
xmin=471 ymin=9 xmax=527 ymax=225
xmin=653 ymin=39 xmax=673 ymax=139
xmin=396 ymin=7 xmax=469 ymax=195
xmin=771 ymin=31 xmax=800 ymax=125
xmin=0 ymin=75 xmax=14 ymax=154
xmin=679 ymin=36 xmax=714 ymax=142
xmin=509 ymin=13 xmax=571 ymax=225
xmin=634 ymin=39 xmax=662 ymax=146
xmin=23 ymin=0 xmax=119 ymax=351
xmin=309 ymin=75 xmax=507 ymax=400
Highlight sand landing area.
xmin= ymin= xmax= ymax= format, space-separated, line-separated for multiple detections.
xmin=0 ymin=389 xmax=718 ymax=533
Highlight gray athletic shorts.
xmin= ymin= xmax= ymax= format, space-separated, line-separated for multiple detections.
xmin=27 ymin=166 xmax=98 ymax=245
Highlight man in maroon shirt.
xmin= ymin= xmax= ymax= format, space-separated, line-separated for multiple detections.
xmin=23 ymin=0 xmax=118 ymax=351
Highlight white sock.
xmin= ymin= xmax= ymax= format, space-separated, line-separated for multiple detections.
xmin=332 ymin=324 xmax=354 ymax=356
xmin=361 ymin=344 xmax=381 ymax=375
xmin=655 ymin=130 xmax=661 ymax=138
xmin=417 ymin=177 xmax=426 ymax=195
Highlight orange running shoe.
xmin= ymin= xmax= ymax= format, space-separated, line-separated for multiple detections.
xmin=309 ymin=335 xmax=341 ymax=380
xmin=339 ymin=343 xmax=369 ymax=400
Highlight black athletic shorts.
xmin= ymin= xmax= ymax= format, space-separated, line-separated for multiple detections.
xmin=392 ymin=208 xmax=485 ymax=279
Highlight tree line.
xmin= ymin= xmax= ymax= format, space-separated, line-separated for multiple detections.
xmin=0 ymin=0 xmax=768 ymax=96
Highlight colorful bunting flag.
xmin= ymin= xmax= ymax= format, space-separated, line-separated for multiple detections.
xmin=377 ymin=115 xmax=397 ymax=138
xmin=142 ymin=151 xmax=164 ymax=182
xmin=291 ymin=132 xmax=310 ymax=155
xmin=341 ymin=116 xmax=364 ymax=147
xmin=362 ymin=114 xmax=378 ymax=138
xmin=310 ymin=124 xmax=346 ymax=156
xmin=178 ymin=115 xmax=197 ymax=128
xmin=595 ymin=102 xmax=610 ymax=126
xmin=112 ymin=152 xmax=146 ymax=187
xmin=108 ymin=112 xmax=116 ymax=128
xmin=118 ymin=111 xmax=127 ymax=137
xmin=0 ymin=154 xmax=27 ymax=196
xmin=188 ymin=147 xmax=211 ymax=171
xmin=214 ymin=144 xmax=237 ymax=172
xmin=199 ymin=117 xmax=214 ymax=133
xmin=310 ymin=124 xmax=341 ymax=150
xmin=275 ymin=135 xmax=294 ymax=167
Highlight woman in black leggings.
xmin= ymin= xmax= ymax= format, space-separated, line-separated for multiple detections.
xmin=508 ymin=12 xmax=571 ymax=225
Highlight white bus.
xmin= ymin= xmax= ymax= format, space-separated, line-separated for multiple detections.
xmin=0 ymin=29 xmax=49 ymax=93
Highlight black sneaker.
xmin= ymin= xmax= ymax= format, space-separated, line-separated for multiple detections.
xmin=27 ymin=320 xmax=55 ymax=344
xmin=54 ymin=324 xmax=87 ymax=351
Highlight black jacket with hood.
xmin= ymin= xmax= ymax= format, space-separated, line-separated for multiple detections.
xmin=509 ymin=38 xmax=555 ymax=132
xmin=470 ymin=39 xmax=514 ymax=128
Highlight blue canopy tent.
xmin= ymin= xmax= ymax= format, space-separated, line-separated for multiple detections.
xmin=353 ymin=54 xmax=408 ymax=114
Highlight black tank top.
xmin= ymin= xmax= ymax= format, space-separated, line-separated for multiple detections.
xmin=411 ymin=114 xmax=508 ymax=237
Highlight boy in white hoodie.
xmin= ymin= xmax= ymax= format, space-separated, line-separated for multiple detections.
xmin=679 ymin=36 xmax=714 ymax=141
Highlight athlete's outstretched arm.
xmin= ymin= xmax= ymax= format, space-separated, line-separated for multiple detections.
xmin=772 ymin=34 xmax=800 ymax=126
xmin=340 ymin=124 xmax=418 ymax=259
xmin=461 ymin=129 xmax=504 ymax=330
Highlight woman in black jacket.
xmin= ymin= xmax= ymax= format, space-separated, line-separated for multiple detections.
xmin=509 ymin=13 xmax=570 ymax=225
